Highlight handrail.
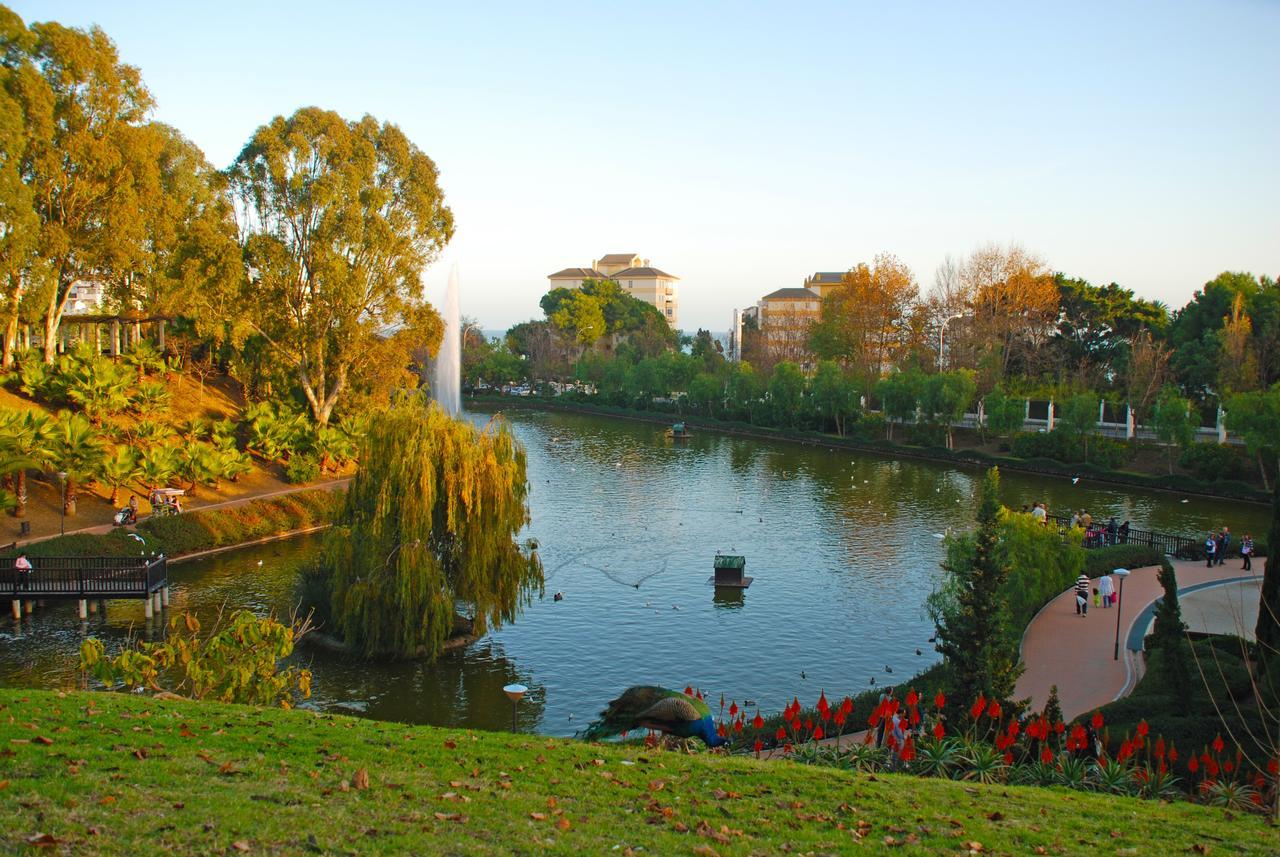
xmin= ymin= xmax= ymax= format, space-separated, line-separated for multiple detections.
xmin=1043 ymin=514 xmax=1198 ymax=556
xmin=3 ymin=555 xmax=167 ymax=599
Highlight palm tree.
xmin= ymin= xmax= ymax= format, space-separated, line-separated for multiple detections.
xmin=50 ymin=411 xmax=107 ymax=517
xmin=130 ymin=380 xmax=173 ymax=417
xmin=64 ymin=358 xmax=132 ymax=425
xmin=122 ymin=340 xmax=165 ymax=381
xmin=0 ymin=410 xmax=55 ymax=517
xmin=137 ymin=445 xmax=177 ymax=497
xmin=99 ymin=446 xmax=140 ymax=506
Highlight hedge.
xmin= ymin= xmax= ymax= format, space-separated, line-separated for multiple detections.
xmin=1082 ymin=544 xmax=1166 ymax=577
xmin=3 ymin=488 xmax=342 ymax=561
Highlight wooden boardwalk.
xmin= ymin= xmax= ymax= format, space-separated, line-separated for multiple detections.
xmin=5 ymin=555 xmax=169 ymax=620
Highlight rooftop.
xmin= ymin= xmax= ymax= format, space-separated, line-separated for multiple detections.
xmin=761 ymin=287 xmax=819 ymax=300
xmin=597 ymin=253 xmax=640 ymax=265
xmin=806 ymin=272 xmax=845 ymax=284
xmin=548 ymin=267 xmax=606 ymax=280
xmin=612 ymin=266 xmax=679 ymax=280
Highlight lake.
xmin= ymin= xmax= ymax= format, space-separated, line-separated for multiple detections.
xmin=0 ymin=408 xmax=1268 ymax=735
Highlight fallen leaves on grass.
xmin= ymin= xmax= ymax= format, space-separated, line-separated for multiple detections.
xmin=353 ymin=768 xmax=369 ymax=790
xmin=26 ymin=833 xmax=61 ymax=847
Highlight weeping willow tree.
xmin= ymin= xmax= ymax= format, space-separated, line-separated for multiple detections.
xmin=322 ymin=399 xmax=542 ymax=659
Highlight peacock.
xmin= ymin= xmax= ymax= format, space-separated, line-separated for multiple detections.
xmin=581 ymin=685 xmax=727 ymax=747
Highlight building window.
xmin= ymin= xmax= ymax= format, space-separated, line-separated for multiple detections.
xmin=666 ymin=308 xmax=673 ymax=317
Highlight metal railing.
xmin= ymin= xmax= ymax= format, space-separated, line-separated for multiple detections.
xmin=1043 ymin=515 xmax=1197 ymax=556
xmin=3 ymin=556 xmax=167 ymax=599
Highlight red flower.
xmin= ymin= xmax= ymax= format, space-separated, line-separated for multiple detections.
xmin=908 ymin=708 xmax=920 ymax=727
xmin=817 ymin=691 xmax=829 ymax=717
xmin=932 ymin=722 xmax=946 ymax=740
xmin=969 ymin=695 xmax=986 ymax=720
xmin=1224 ymin=760 xmax=1234 ymax=774
xmin=729 ymin=702 xmax=738 ymax=718
xmin=1006 ymin=720 xmax=1020 ymax=738
xmin=752 ymin=712 xmax=764 ymax=730
xmin=716 ymin=723 xmax=727 ymax=737
xmin=934 ymin=691 xmax=946 ymax=710
xmin=791 ymin=697 xmax=801 ymax=715
xmin=1154 ymin=737 xmax=1165 ymax=759
xmin=1002 ymin=751 xmax=1014 ymax=766
xmin=1135 ymin=720 xmax=1149 ymax=738
xmin=1268 ymin=758 xmax=1279 ymax=776
xmin=833 ymin=711 xmax=846 ymax=728
xmin=733 ymin=719 xmax=743 ymax=734
xmin=1090 ymin=711 xmax=1104 ymax=731
xmin=803 ymin=718 xmax=814 ymax=732
xmin=1206 ymin=757 xmax=1220 ymax=777
xmin=813 ymin=725 xmax=825 ymax=741
xmin=783 ymin=742 xmax=793 ymax=754
xmin=1211 ymin=735 xmax=1225 ymax=754
xmin=685 ymin=686 xmax=694 ymax=696
xmin=905 ymin=689 xmax=919 ymax=707
xmin=1117 ymin=741 xmax=1133 ymax=762
xmin=1054 ymin=721 xmax=1065 ymax=734
xmin=753 ymin=738 xmax=763 ymax=756
xmin=900 ymin=737 xmax=916 ymax=763
xmin=820 ymin=708 xmax=831 ymax=723
xmin=1168 ymin=744 xmax=1178 ymax=762
xmin=775 ymin=726 xmax=786 ymax=741
xmin=1158 ymin=759 xmax=1167 ymax=775
xmin=1187 ymin=756 xmax=1199 ymax=774
xmin=840 ymin=697 xmax=853 ymax=716
xmin=720 ymin=694 xmax=725 ymax=710
xmin=1040 ymin=747 xmax=1053 ymax=764
xmin=986 ymin=700 xmax=1002 ymax=719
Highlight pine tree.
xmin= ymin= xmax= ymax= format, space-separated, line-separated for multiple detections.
xmin=934 ymin=467 xmax=1023 ymax=716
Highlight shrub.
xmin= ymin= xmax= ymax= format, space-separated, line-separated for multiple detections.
xmin=1010 ymin=429 xmax=1131 ymax=469
xmin=1178 ymin=443 xmax=1244 ymax=482
xmin=1083 ymin=544 xmax=1165 ymax=577
xmin=284 ymin=454 xmax=321 ymax=484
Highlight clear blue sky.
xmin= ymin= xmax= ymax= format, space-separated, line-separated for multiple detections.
xmin=13 ymin=1 xmax=1279 ymax=331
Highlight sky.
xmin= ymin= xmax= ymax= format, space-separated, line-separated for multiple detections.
xmin=13 ymin=1 xmax=1279 ymax=332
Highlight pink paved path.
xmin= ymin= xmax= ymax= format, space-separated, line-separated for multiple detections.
xmin=1015 ymin=557 xmax=1262 ymax=721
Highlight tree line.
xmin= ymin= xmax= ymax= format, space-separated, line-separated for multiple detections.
xmin=0 ymin=6 xmax=452 ymax=427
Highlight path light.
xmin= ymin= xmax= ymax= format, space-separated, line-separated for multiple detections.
xmin=503 ymin=684 xmax=527 ymax=733
xmin=1112 ymin=568 xmax=1131 ymax=661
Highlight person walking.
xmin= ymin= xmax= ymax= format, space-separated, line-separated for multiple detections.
xmin=1098 ymin=572 xmax=1114 ymax=609
xmin=1118 ymin=520 xmax=1130 ymax=544
xmin=1075 ymin=572 xmax=1090 ymax=616
xmin=14 ymin=552 xmax=32 ymax=591
xmin=1217 ymin=527 xmax=1231 ymax=567
xmin=1204 ymin=532 xmax=1217 ymax=568
xmin=1106 ymin=517 xmax=1118 ymax=546
xmin=1241 ymin=534 xmax=1254 ymax=571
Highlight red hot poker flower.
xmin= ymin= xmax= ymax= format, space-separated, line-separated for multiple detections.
xmin=775 ymin=727 xmax=786 ymax=741
xmin=986 ymin=700 xmax=1002 ymax=719
xmin=753 ymin=738 xmax=763 ymax=756
xmin=1187 ymin=756 xmax=1199 ymax=774
xmin=1211 ymin=734 xmax=1225 ymax=754
xmin=813 ymin=725 xmax=825 ymax=741
xmin=905 ymin=690 xmax=919 ymax=708
xmin=752 ymin=712 xmax=764 ymax=730
xmin=1091 ymin=711 xmax=1104 ymax=731
xmin=728 ymin=702 xmax=738 ymax=718
xmin=969 ymin=695 xmax=986 ymax=720
xmin=932 ymin=722 xmax=946 ymax=740
xmin=934 ymin=691 xmax=946 ymax=710
xmin=1135 ymin=720 xmax=1149 ymax=738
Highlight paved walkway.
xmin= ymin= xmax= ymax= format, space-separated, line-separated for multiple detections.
xmin=15 ymin=478 xmax=350 ymax=548
xmin=1015 ymin=558 xmax=1262 ymax=722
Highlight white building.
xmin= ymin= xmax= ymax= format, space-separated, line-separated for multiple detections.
xmin=65 ymin=280 xmax=106 ymax=314
xmin=547 ymin=252 xmax=681 ymax=327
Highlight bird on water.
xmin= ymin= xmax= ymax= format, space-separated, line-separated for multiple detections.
xmin=581 ymin=686 xmax=726 ymax=748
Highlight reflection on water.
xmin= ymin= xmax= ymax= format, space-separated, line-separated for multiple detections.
xmin=0 ymin=408 xmax=1268 ymax=736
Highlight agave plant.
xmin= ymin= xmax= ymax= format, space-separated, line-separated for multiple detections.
xmin=959 ymin=742 xmax=1009 ymax=784
xmin=1091 ymin=757 xmax=1138 ymax=796
xmin=836 ymin=743 xmax=890 ymax=774
xmin=1202 ymin=778 xmax=1259 ymax=811
xmin=99 ymin=446 xmax=141 ymax=505
xmin=130 ymin=419 xmax=175 ymax=448
xmin=131 ymin=380 xmax=173 ymax=416
xmin=1055 ymin=755 xmax=1091 ymax=790
xmin=913 ymin=736 xmax=963 ymax=779
xmin=1011 ymin=760 xmax=1060 ymax=788
xmin=1139 ymin=766 xmax=1182 ymax=800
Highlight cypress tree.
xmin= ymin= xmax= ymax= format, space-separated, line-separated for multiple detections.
xmin=323 ymin=399 xmax=543 ymax=658
xmin=934 ymin=467 xmax=1023 ymax=715
xmin=1152 ymin=559 xmax=1190 ymax=692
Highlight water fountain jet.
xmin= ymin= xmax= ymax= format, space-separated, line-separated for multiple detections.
xmin=434 ymin=263 xmax=461 ymax=416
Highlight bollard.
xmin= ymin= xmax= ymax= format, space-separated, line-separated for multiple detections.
xmin=144 ymin=596 xmax=153 ymax=619
xmin=161 ymin=586 xmax=170 ymax=607
xmin=23 ymin=600 xmax=33 ymax=615
xmin=153 ymin=591 xmax=162 ymax=614
xmin=78 ymin=599 xmax=88 ymax=620
xmin=10 ymin=600 xmax=19 ymax=620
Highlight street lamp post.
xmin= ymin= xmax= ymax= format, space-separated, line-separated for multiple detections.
xmin=57 ymin=471 xmax=68 ymax=536
xmin=938 ymin=313 xmax=965 ymax=371
xmin=1112 ymin=567 xmax=1131 ymax=661
xmin=503 ymin=683 xmax=527 ymax=733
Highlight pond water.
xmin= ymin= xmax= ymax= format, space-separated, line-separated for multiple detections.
xmin=0 ymin=408 xmax=1269 ymax=735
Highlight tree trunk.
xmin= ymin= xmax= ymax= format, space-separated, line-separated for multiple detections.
xmin=14 ymin=470 xmax=26 ymax=518
xmin=2 ymin=281 xmax=19 ymax=369
xmin=64 ymin=479 xmax=77 ymax=516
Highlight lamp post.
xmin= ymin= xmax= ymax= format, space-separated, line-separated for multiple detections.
xmin=938 ymin=313 xmax=964 ymax=371
xmin=503 ymin=683 xmax=527 ymax=733
xmin=57 ymin=471 xmax=68 ymax=536
xmin=1112 ymin=567 xmax=1131 ymax=661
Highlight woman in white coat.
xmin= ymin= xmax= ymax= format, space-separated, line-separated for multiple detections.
xmin=1098 ymin=572 xmax=1115 ymax=608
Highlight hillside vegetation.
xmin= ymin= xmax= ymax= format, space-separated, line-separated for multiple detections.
xmin=0 ymin=689 xmax=1273 ymax=855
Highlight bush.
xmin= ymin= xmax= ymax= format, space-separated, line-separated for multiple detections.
xmin=905 ymin=423 xmax=947 ymax=447
xmin=1178 ymin=443 xmax=1244 ymax=482
xmin=1082 ymin=544 xmax=1165 ymax=577
xmin=1009 ymin=429 xmax=1131 ymax=469
xmin=284 ymin=454 xmax=322 ymax=484
xmin=850 ymin=413 xmax=886 ymax=442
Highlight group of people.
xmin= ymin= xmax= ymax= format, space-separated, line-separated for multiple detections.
xmin=1074 ymin=569 xmax=1118 ymax=616
xmin=1068 ymin=510 xmax=1130 ymax=548
xmin=1203 ymin=527 xmax=1255 ymax=570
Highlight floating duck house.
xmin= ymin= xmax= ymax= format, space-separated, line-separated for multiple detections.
xmin=665 ymin=422 xmax=692 ymax=439
xmin=709 ymin=554 xmax=751 ymax=588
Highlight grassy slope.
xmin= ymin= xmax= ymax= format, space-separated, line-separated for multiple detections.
xmin=1 ymin=690 xmax=1273 ymax=855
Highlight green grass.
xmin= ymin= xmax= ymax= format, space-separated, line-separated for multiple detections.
xmin=1 ymin=689 xmax=1274 ymax=855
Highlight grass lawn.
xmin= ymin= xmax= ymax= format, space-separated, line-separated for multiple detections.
xmin=1 ymin=689 xmax=1274 ymax=855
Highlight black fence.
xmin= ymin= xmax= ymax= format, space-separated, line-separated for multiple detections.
xmin=3 ymin=556 xmax=167 ymax=600
xmin=1044 ymin=515 xmax=1197 ymax=556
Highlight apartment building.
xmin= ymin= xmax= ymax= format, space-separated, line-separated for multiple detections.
xmin=547 ymin=253 xmax=680 ymax=327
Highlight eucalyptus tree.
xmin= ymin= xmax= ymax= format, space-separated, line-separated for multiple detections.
xmin=228 ymin=108 xmax=454 ymax=425
xmin=0 ymin=7 xmax=39 ymax=368
xmin=13 ymin=14 xmax=155 ymax=363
